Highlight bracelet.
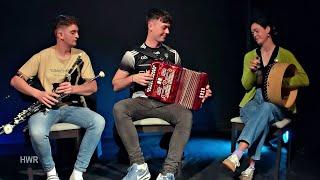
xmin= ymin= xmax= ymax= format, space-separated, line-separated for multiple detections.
xmin=131 ymin=75 xmax=134 ymax=83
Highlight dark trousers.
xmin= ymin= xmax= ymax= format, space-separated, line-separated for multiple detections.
xmin=113 ymin=97 xmax=192 ymax=174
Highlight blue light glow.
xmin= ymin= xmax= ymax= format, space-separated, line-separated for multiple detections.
xmin=282 ymin=130 xmax=289 ymax=144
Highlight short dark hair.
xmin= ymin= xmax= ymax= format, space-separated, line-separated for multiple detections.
xmin=146 ymin=8 xmax=173 ymax=25
xmin=52 ymin=15 xmax=79 ymax=33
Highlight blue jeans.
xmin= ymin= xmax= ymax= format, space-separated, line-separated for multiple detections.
xmin=28 ymin=105 xmax=105 ymax=172
xmin=238 ymin=88 xmax=285 ymax=160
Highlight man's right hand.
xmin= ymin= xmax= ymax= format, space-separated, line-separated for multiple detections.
xmin=131 ymin=71 xmax=153 ymax=86
xmin=33 ymin=91 xmax=60 ymax=108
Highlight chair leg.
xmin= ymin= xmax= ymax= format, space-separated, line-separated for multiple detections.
xmin=75 ymin=130 xmax=81 ymax=152
xmin=274 ymin=134 xmax=282 ymax=180
xmin=287 ymin=129 xmax=293 ymax=170
xmin=176 ymin=162 xmax=182 ymax=177
xmin=231 ymin=123 xmax=237 ymax=153
xmin=27 ymin=166 xmax=34 ymax=180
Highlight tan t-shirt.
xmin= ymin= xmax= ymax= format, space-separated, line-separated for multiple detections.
xmin=19 ymin=46 xmax=95 ymax=92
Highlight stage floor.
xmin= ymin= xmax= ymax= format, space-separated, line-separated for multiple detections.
xmin=0 ymin=133 xmax=318 ymax=180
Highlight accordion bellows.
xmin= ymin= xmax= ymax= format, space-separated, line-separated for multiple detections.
xmin=145 ymin=61 xmax=208 ymax=110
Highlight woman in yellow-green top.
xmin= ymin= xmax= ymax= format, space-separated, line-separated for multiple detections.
xmin=222 ymin=17 xmax=309 ymax=180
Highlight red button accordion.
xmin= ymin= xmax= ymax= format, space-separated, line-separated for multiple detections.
xmin=145 ymin=60 xmax=208 ymax=110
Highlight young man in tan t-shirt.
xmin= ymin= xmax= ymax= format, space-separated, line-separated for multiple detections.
xmin=10 ymin=15 xmax=105 ymax=180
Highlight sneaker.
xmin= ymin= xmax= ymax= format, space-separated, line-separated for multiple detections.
xmin=47 ymin=174 xmax=60 ymax=180
xmin=122 ymin=163 xmax=151 ymax=180
xmin=239 ymin=166 xmax=255 ymax=180
xmin=222 ymin=154 xmax=240 ymax=172
xmin=156 ymin=173 xmax=175 ymax=180
xmin=69 ymin=170 xmax=83 ymax=180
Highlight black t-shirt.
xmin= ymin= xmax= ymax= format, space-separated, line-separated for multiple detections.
xmin=119 ymin=43 xmax=181 ymax=95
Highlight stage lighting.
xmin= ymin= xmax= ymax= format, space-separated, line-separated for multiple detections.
xmin=282 ymin=130 xmax=289 ymax=144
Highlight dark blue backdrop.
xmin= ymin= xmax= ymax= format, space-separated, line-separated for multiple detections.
xmin=0 ymin=0 xmax=319 ymax=156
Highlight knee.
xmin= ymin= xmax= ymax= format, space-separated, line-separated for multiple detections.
xmin=185 ymin=111 xmax=193 ymax=129
xmin=262 ymin=102 xmax=275 ymax=115
xmin=29 ymin=128 xmax=48 ymax=142
xmin=113 ymin=99 xmax=133 ymax=123
xmin=177 ymin=109 xmax=193 ymax=129
xmin=113 ymin=100 xmax=129 ymax=117
xmin=92 ymin=114 xmax=106 ymax=133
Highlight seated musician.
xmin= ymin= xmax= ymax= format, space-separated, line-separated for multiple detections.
xmin=112 ymin=8 xmax=212 ymax=180
xmin=222 ymin=16 xmax=309 ymax=180
xmin=10 ymin=15 xmax=105 ymax=180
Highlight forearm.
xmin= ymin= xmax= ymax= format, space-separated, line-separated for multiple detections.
xmin=241 ymin=54 xmax=257 ymax=90
xmin=282 ymin=52 xmax=310 ymax=88
xmin=72 ymin=80 xmax=98 ymax=96
xmin=112 ymin=75 xmax=134 ymax=92
xmin=241 ymin=68 xmax=256 ymax=91
xmin=283 ymin=71 xmax=309 ymax=88
xmin=10 ymin=76 xmax=41 ymax=98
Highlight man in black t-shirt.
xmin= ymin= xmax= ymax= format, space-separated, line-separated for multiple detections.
xmin=112 ymin=8 xmax=212 ymax=180
xmin=119 ymin=42 xmax=181 ymax=97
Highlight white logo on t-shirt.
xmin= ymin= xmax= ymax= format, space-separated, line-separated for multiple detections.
xmin=141 ymin=55 xmax=148 ymax=60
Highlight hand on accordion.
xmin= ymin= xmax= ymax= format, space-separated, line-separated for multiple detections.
xmin=132 ymin=70 xmax=153 ymax=86
xmin=202 ymin=84 xmax=213 ymax=103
